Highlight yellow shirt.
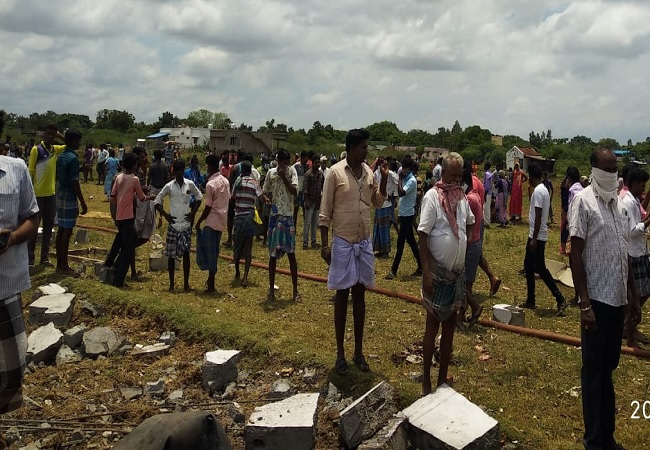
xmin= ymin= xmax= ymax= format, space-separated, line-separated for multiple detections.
xmin=28 ymin=142 xmax=65 ymax=197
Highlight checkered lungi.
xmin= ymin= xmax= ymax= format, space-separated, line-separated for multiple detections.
xmin=0 ymin=294 xmax=27 ymax=414
xmin=630 ymin=255 xmax=650 ymax=298
xmin=421 ymin=260 xmax=466 ymax=322
xmin=56 ymin=196 xmax=78 ymax=229
xmin=268 ymin=212 xmax=295 ymax=258
xmin=372 ymin=206 xmax=392 ymax=254
xmin=165 ymin=226 xmax=192 ymax=259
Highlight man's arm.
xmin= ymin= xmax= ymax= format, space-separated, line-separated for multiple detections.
xmin=279 ymin=168 xmax=298 ymax=197
xmin=570 ymin=238 xmax=590 ymax=308
xmin=0 ymin=213 xmax=38 ymax=256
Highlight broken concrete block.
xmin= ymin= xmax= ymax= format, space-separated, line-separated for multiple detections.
xmin=245 ymin=393 xmax=319 ymax=450
xmin=82 ymin=327 xmax=124 ymax=358
xmin=492 ymin=304 xmax=525 ymax=327
xmin=98 ymin=266 xmax=115 ymax=284
xmin=64 ymin=324 xmax=87 ymax=349
xmin=158 ymin=331 xmax=176 ymax=345
xmin=357 ymin=414 xmax=409 ymax=450
xmin=32 ymin=283 xmax=67 ymax=301
xmin=119 ymin=387 xmax=142 ymax=400
xmin=27 ymin=323 xmax=63 ymax=364
xmin=302 ymin=368 xmax=317 ymax=384
xmin=75 ymin=229 xmax=89 ymax=244
xmin=268 ymin=379 xmax=293 ymax=399
xmin=144 ymin=379 xmax=165 ymax=396
xmin=130 ymin=343 xmax=170 ymax=358
xmin=202 ymin=350 xmax=241 ymax=393
xmin=29 ymin=293 xmax=75 ymax=327
xmin=55 ymin=344 xmax=82 ymax=365
xmin=339 ymin=381 xmax=398 ymax=449
xmin=149 ymin=252 xmax=181 ymax=271
xmin=403 ymin=384 xmax=500 ymax=450
xmin=228 ymin=402 xmax=245 ymax=424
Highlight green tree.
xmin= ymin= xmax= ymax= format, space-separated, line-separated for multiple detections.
xmin=597 ymin=138 xmax=620 ymax=149
xmin=366 ymin=121 xmax=403 ymax=145
xmin=287 ymin=132 xmax=308 ymax=152
xmin=156 ymin=111 xmax=178 ymax=128
xmin=95 ymin=109 xmax=135 ymax=133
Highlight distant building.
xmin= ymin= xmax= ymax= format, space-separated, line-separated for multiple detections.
xmin=491 ymin=135 xmax=504 ymax=146
xmin=421 ymin=147 xmax=449 ymax=163
xmin=209 ymin=130 xmax=287 ymax=155
xmin=160 ymin=127 xmax=211 ymax=149
xmin=506 ymin=145 xmax=555 ymax=173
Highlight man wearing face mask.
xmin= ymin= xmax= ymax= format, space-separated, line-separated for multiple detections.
xmin=569 ymin=148 xmax=640 ymax=450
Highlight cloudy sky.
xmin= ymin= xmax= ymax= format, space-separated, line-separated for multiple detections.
xmin=1 ymin=0 xmax=650 ymax=143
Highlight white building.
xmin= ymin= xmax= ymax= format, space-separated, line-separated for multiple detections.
xmin=159 ymin=127 xmax=211 ymax=149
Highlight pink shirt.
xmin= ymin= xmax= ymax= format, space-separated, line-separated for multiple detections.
xmin=111 ymin=173 xmax=146 ymax=221
xmin=466 ymin=190 xmax=483 ymax=243
xmin=204 ymin=172 xmax=230 ymax=232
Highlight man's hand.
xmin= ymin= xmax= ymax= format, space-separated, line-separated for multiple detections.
xmin=422 ymin=272 xmax=434 ymax=298
xmin=581 ymin=307 xmax=597 ymax=332
xmin=321 ymin=246 xmax=331 ymax=265
xmin=186 ymin=213 xmax=196 ymax=227
xmin=195 ymin=220 xmax=202 ymax=232
xmin=0 ymin=229 xmax=13 ymax=256
xmin=80 ymin=202 xmax=88 ymax=215
xmin=278 ymin=168 xmax=288 ymax=181
xmin=528 ymin=238 xmax=537 ymax=251
xmin=165 ymin=213 xmax=176 ymax=224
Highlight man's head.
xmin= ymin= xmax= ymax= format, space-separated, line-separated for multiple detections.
xmin=437 ymin=157 xmax=443 ymax=166
xmin=206 ymin=154 xmax=219 ymax=175
xmin=122 ymin=152 xmax=139 ymax=172
xmin=276 ymin=149 xmax=291 ymax=170
xmin=320 ymin=155 xmax=328 ymax=169
xmin=401 ymin=157 xmax=414 ymax=174
xmin=300 ymin=150 xmax=308 ymax=165
xmin=64 ymin=129 xmax=83 ymax=150
xmin=345 ymin=129 xmax=370 ymax=165
xmin=153 ymin=149 xmax=163 ymax=161
xmin=565 ymin=166 xmax=580 ymax=184
xmin=514 ymin=162 xmax=520 ymax=171
xmin=173 ymin=159 xmax=186 ymax=179
xmin=462 ymin=162 xmax=473 ymax=193
xmin=166 ymin=141 xmax=173 ymax=149
xmin=441 ymin=152 xmax=464 ymax=185
xmin=628 ymin=167 xmax=650 ymax=198
xmin=484 ymin=162 xmax=491 ymax=172
xmin=109 ymin=148 xmax=115 ymax=158
xmin=590 ymin=147 xmax=618 ymax=173
xmin=528 ymin=162 xmax=542 ymax=184
xmin=43 ymin=124 xmax=58 ymax=145
xmin=132 ymin=146 xmax=148 ymax=167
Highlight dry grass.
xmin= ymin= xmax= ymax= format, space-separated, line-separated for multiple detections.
xmin=29 ymin=178 xmax=650 ymax=449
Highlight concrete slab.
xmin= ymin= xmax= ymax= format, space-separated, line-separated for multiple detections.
xmin=357 ymin=414 xmax=409 ymax=450
xmin=32 ymin=283 xmax=67 ymax=301
xmin=402 ymin=384 xmax=499 ymax=450
xmin=245 ymin=393 xmax=319 ymax=450
xmin=27 ymin=323 xmax=63 ymax=364
xmin=29 ymin=293 xmax=76 ymax=327
xmin=82 ymin=327 xmax=124 ymax=358
xmin=202 ymin=350 xmax=241 ymax=393
xmin=492 ymin=304 xmax=525 ymax=327
xmin=339 ymin=381 xmax=398 ymax=449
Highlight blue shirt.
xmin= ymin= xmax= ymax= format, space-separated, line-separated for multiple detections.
xmin=56 ymin=147 xmax=80 ymax=202
xmin=398 ymin=172 xmax=417 ymax=217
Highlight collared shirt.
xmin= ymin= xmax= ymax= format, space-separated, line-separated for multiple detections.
xmin=204 ymin=172 xmax=230 ymax=232
xmin=263 ymin=166 xmax=298 ymax=217
xmin=233 ymin=176 xmax=263 ymax=217
xmin=568 ymin=186 xmax=630 ymax=307
xmin=303 ymin=167 xmax=324 ymax=210
xmin=0 ymin=156 xmax=39 ymax=299
xmin=97 ymin=149 xmax=109 ymax=164
xmin=472 ymin=175 xmax=485 ymax=203
xmin=621 ymin=191 xmax=647 ymax=258
xmin=28 ymin=142 xmax=65 ymax=197
xmin=319 ymin=159 xmax=387 ymax=244
xmin=398 ymin=172 xmax=417 ymax=217
xmin=155 ymin=178 xmax=203 ymax=232
xmin=294 ymin=162 xmax=307 ymax=191
xmin=111 ymin=173 xmax=147 ymax=221
xmin=418 ymin=188 xmax=475 ymax=272
xmin=164 ymin=146 xmax=174 ymax=165
xmin=56 ymin=148 xmax=80 ymax=202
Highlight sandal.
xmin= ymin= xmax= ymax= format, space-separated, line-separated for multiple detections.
xmin=353 ymin=354 xmax=370 ymax=372
xmin=335 ymin=358 xmax=349 ymax=376
xmin=293 ymin=292 xmax=301 ymax=302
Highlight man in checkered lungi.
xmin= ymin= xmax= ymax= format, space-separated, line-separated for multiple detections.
xmin=0 ymin=111 xmax=40 ymax=443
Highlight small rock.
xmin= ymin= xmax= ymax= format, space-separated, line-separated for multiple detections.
xmin=405 ymin=354 xmax=423 ymax=365
xmin=29 ymin=293 xmax=75 ymax=327
xmin=268 ymin=379 xmax=293 ymax=399
xmin=82 ymin=327 xmax=124 ymax=358
xmin=70 ymin=429 xmax=84 ymax=442
xmin=144 ymin=379 xmax=165 ymax=396
xmin=32 ymin=283 xmax=67 ymax=301
xmin=130 ymin=343 xmax=170 ymax=358
xmin=56 ymin=344 xmax=82 ymax=365
xmin=80 ymin=300 xmax=105 ymax=318
xmin=158 ymin=331 xmax=176 ymax=345
xmin=23 ymin=396 xmax=42 ymax=410
xmin=302 ymin=368 xmax=317 ymax=384
xmin=119 ymin=387 xmax=142 ymax=400
xmin=26 ymin=323 xmax=63 ymax=364
xmin=202 ymin=350 xmax=240 ymax=393
xmin=5 ymin=426 xmax=20 ymax=446
xmin=64 ymin=324 xmax=87 ymax=349
xmin=228 ymin=402 xmax=245 ymax=424
xmin=237 ymin=370 xmax=250 ymax=383
xmin=167 ymin=389 xmax=183 ymax=403
xmin=280 ymin=367 xmax=294 ymax=377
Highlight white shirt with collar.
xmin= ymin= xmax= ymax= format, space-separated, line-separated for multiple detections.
xmin=155 ymin=178 xmax=203 ymax=232
xmin=621 ymin=190 xmax=647 ymax=258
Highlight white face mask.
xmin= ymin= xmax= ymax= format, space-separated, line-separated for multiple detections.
xmin=591 ymin=167 xmax=618 ymax=202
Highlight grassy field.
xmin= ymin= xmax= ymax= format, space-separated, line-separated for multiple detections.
xmin=31 ymin=176 xmax=650 ymax=450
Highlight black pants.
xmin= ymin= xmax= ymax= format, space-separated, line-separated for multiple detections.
xmin=524 ymin=238 xmax=563 ymax=306
xmin=391 ymin=215 xmax=421 ymax=274
xmin=105 ymin=219 xmax=136 ymax=287
xmin=581 ymin=300 xmax=624 ymax=450
xmin=27 ymin=195 xmax=56 ymax=265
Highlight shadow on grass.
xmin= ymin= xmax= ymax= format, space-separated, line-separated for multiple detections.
xmin=327 ymin=366 xmax=387 ymax=400
xmin=262 ymin=296 xmax=294 ymax=312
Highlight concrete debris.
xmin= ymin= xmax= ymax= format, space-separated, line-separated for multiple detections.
xmin=221 ymin=382 xmax=237 ymax=400
xmin=302 ymin=368 xmax=317 ymax=384
xmin=75 ymin=229 xmax=89 ymax=244
xmin=80 ymin=300 xmax=105 ymax=318
xmin=228 ymin=402 xmax=245 ymax=424
xmin=130 ymin=343 xmax=171 ymax=358
xmin=158 ymin=331 xmax=177 ymax=345
xmin=82 ymin=327 xmax=124 ymax=358
xmin=29 ymin=293 xmax=75 ymax=327
xmin=64 ymin=324 xmax=87 ymax=349
xmin=27 ymin=322 xmax=63 ymax=365
xmin=357 ymin=414 xmax=409 ymax=450
xmin=492 ymin=304 xmax=525 ymax=327
xmin=167 ymin=389 xmax=184 ymax=403
xmin=32 ymin=283 xmax=67 ymax=301
xmin=268 ymin=379 xmax=293 ymax=399
xmin=144 ymin=379 xmax=166 ymax=396
xmin=119 ymin=387 xmax=142 ymax=401
xmin=56 ymin=344 xmax=82 ymax=365
xmin=202 ymin=350 xmax=241 ymax=393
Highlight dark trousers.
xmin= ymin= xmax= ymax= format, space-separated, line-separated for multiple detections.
xmin=105 ymin=219 xmax=136 ymax=287
xmin=391 ymin=215 xmax=421 ymax=274
xmin=581 ymin=300 xmax=625 ymax=450
xmin=27 ymin=195 xmax=56 ymax=264
xmin=524 ymin=238 xmax=562 ymax=306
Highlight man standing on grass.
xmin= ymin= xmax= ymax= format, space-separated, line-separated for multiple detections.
xmin=520 ymin=162 xmax=567 ymax=315
xmin=147 ymin=149 xmax=170 ymax=228
xmin=195 ymin=154 xmax=230 ymax=293
xmin=55 ymin=129 xmax=87 ymax=277
xmin=27 ymin=124 xmax=65 ymax=267
xmin=386 ymin=157 xmax=422 ymax=279
xmin=418 ymin=152 xmax=474 ymax=394
xmin=155 ymin=159 xmax=203 ymax=292
xmin=96 ymin=143 xmax=109 ymax=186
xmin=319 ymin=129 xmax=388 ymax=375
xmin=570 ymin=148 xmax=639 ymax=450
xmin=293 ymin=150 xmax=309 ymax=229
xmin=0 ymin=111 xmax=39 ymax=433
xmin=263 ymin=150 xmax=300 ymax=301
xmin=302 ymin=154 xmax=324 ymax=250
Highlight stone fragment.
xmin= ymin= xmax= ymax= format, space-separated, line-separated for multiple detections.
xmin=357 ymin=414 xmax=409 ymax=450
xmin=82 ymin=327 xmax=124 ymax=358
xmin=32 ymin=283 xmax=67 ymax=301
xmin=167 ymin=389 xmax=183 ymax=403
xmin=130 ymin=343 xmax=171 ymax=358
xmin=150 ymin=252 xmax=180 ymax=271
xmin=64 ymin=324 xmax=87 ymax=349
xmin=492 ymin=304 xmax=525 ymax=327
xmin=75 ymin=229 xmax=89 ymax=244
xmin=228 ymin=402 xmax=245 ymax=424
xmin=339 ymin=381 xmax=398 ymax=449
xmin=402 ymin=384 xmax=499 ymax=450
xmin=268 ymin=379 xmax=293 ymax=399
xmin=29 ymin=293 xmax=75 ymax=327
xmin=26 ymin=323 xmax=63 ymax=364
xmin=221 ymin=382 xmax=237 ymax=400
xmin=245 ymin=393 xmax=319 ymax=450
xmin=56 ymin=344 xmax=82 ymax=365
xmin=98 ymin=266 xmax=115 ymax=284
xmin=302 ymin=368 xmax=317 ymax=384
xmin=119 ymin=387 xmax=142 ymax=400
xmin=80 ymin=301 xmax=105 ymax=318
xmin=144 ymin=379 xmax=165 ymax=396
xmin=158 ymin=331 xmax=176 ymax=345
xmin=202 ymin=350 xmax=241 ymax=393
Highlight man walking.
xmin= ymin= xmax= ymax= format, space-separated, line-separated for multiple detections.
xmin=386 ymin=157 xmax=422 ymax=279
xmin=520 ymin=163 xmax=567 ymax=315
xmin=570 ymin=148 xmax=639 ymax=450
xmin=27 ymin=124 xmax=65 ymax=267
xmin=302 ymin=155 xmax=324 ymax=249
xmin=319 ymin=129 xmax=388 ymax=375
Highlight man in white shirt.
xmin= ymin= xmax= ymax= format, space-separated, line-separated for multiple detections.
xmin=155 ymin=159 xmax=203 ymax=292
xmin=418 ymin=152 xmax=474 ymax=395
xmin=570 ymin=148 xmax=640 ymax=450
xmin=520 ymin=163 xmax=567 ymax=315
xmin=432 ymin=157 xmax=442 ymax=182
xmin=96 ymin=144 xmax=109 ymax=185
xmin=620 ymin=167 xmax=650 ymax=347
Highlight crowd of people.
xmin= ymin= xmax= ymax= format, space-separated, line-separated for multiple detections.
xmin=1 ymin=113 xmax=647 ymax=448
